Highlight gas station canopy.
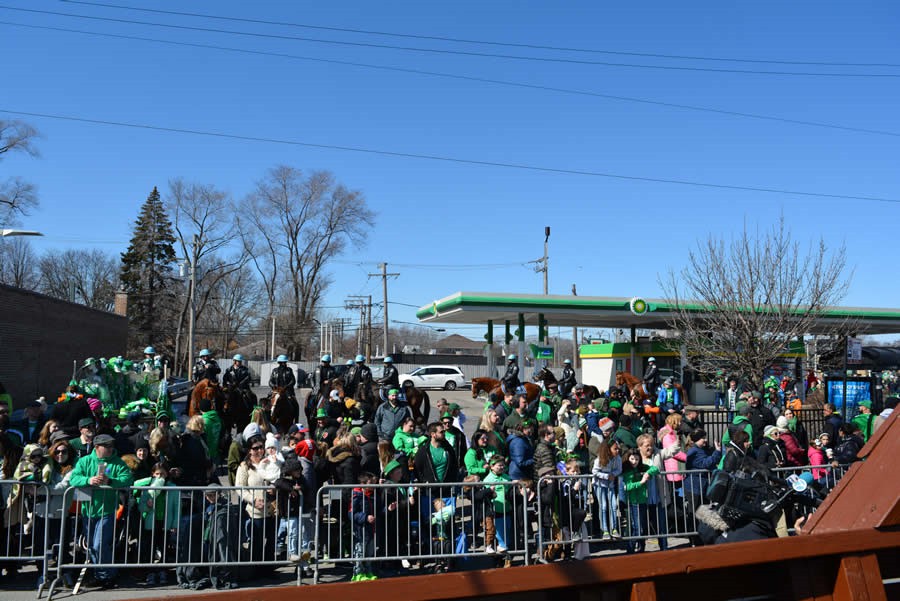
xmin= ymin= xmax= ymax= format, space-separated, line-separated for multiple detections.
xmin=416 ymin=291 xmax=900 ymax=335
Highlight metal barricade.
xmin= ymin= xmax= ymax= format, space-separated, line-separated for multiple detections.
xmin=314 ymin=480 xmax=530 ymax=583
xmin=536 ymin=470 xmax=712 ymax=560
xmin=771 ymin=463 xmax=851 ymax=532
xmin=0 ymin=479 xmax=53 ymax=595
xmin=46 ymin=484 xmax=307 ymax=599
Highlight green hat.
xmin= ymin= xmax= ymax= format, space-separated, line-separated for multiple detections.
xmin=449 ymin=403 xmax=461 ymax=411
xmin=68 ymin=379 xmax=78 ymax=387
xmin=609 ymin=400 xmax=623 ymax=409
xmin=316 ymin=408 xmax=328 ymax=418
xmin=490 ymin=455 xmax=506 ymax=466
xmin=735 ymin=401 xmax=750 ymax=416
xmin=388 ymin=388 xmax=400 ymax=396
xmin=156 ymin=411 xmax=171 ymax=421
xmin=383 ymin=459 xmax=402 ymax=475
xmin=350 ymin=426 xmax=362 ymax=436
xmin=858 ymin=400 xmax=872 ymax=409
xmin=541 ymin=389 xmax=551 ymax=398
xmin=441 ymin=411 xmax=453 ymax=419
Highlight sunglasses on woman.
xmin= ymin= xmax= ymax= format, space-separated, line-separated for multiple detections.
xmin=250 ymin=445 xmax=264 ymax=451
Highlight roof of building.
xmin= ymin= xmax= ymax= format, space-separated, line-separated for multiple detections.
xmin=433 ymin=333 xmax=483 ymax=350
xmin=416 ymin=291 xmax=900 ymax=335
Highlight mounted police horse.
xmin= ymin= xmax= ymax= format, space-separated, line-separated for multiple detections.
xmin=470 ymin=377 xmax=541 ymax=402
xmin=223 ymin=382 xmax=256 ymax=434
xmin=535 ymin=367 xmax=601 ymax=400
xmin=615 ymin=371 xmax=689 ymax=405
xmin=189 ymin=379 xmax=225 ymax=417
xmin=268 ymin=386 xmax=299 ymax=435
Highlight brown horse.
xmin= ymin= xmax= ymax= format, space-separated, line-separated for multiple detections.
xmin=268 ymin=386 xmax=299 ymax=435
xmin=189 ymin=379 xmax=225 ymax=417
xmin=534 ymin=367 xmax=602 ymax=401
xmin=615 ymin=371 xmax=690 ymax=405
xmin=470 ymin=377 xmax=541 ymax=402
xmin=325 ymin=380 xmax=431 ymax=425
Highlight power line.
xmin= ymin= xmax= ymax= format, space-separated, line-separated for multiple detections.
xmin=2 ymin=5 xmax=898 ymax=78
xmin=2 ymin=107 xmax=898 ymax=204
xmin=4 ymin=20 xmax=899 ymax=139
xmin=56 ymin=0 xmax=900 ymax=69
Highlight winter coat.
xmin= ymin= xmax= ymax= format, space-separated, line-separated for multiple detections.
xmin=393 ymin=429 xmax=426 ymax=457
xmin=326 ymin=446 xmax=360 ymax=485
xmin=483 ymin=471 xmax=514 ymax=515
xmin=592 ymin=454 xmax=622 ymax=489
xmin=202 ymin=410 xmax=223 ymax=462
xmin=67 ymin=449 xmax=133 ymax=517
xmin=718 ymin=416 xmax=754 ymax=468
xmin=658 ymin=426 xmax=687 ymax=481
xmin=807 ymin=446 xmax=827 ymax=480
xmin=778 ymin=432 xmax=807 ymax=467
xmin=622 ymin=464 xmax=659 ymax=505
xmin=135 ymin=476 xmax=180 ymax=530
xmin=413 ymin=440 xmax=458 ymax=498
xmin=834 ymin=434 xmax=865 ymax=464
xmin=235 ymin=460 xmax=275 ymax=519
xmin=747 ymin=405 xmax=776 ymax=449
xmin=684 ymin=445 xmax=722 ymax=495
xmin=359 ymin=440 xmax=380 ymax=476
xmin=756 ymin=437 xmax=787 ymax=470
xmin=443 ymin=425 xmax=467 ymax=471
xmin=374 ymin=402 xmax=412 ymax=442
xmin=463 ymin=445 xmax=497 ymax=479
xmin=533 ymin=440 xmax=557 ymax=477
xmin=506 ymin=432 xmax=534 ymax=481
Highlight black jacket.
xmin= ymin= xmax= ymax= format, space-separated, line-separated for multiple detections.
xmin=313 ymin=364 xmax=336 ymax=391
xmin=326 ymin=446 xmax=360 ymax=485
xmin=756 ymin=437 xmax=786 ymax=470
xmin=51 ymin=397 xmax=92 ymax=437
xmin=559 ymin=366 xmax=577 ymax=389
xmin=747 ymin=405 xmax=776 ymax=449
xmin=343 ymin=364 xmax=373 ymax=397
xmin=414 ymin=440 xmax=458 ymax=497
xmin=11 ymin=416 xmax=46 ymax=445
xmin=269 ymin=365 xmax=296 ymax=390
xmin=359 ymin=440 xmax=380 ymax=475
xmin=643 ymin=364 xmax=660 ymax=387
xmin=376 ymin=364 xmax=400 ymax=388
xmin=501 ymin=363 xmax=520 ymax=391
xmin=223 ymin=365 xmax=251 ymax=389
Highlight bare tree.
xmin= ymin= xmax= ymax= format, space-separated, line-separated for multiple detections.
xmin=242 ymin=166 xmax=375 ymax=360
xmin=166 ymin=179 xmax=244 ymax=371
xmin=0 ymin=237 xmax=39 ymax=289
xmin=38 ymin=248 xmax=118 ymax=309
xmin=0 ymin=120 xmax=41 ymax=225
xmin=660 ymin=218 xmax=853 ymax=389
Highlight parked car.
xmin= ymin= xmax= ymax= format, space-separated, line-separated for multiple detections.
xmin=397 ymin=366 xmax=467 ymax=391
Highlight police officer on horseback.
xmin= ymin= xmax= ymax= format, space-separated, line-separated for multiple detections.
xmin=312 ymin=354 xmax=336 ymax=400
xmin=140 ymin=346 xmax=162 ymax=375
xmin=269 ymin=354 xmax=297 ymax=401
xmin=376 ymin=356 xmax=400 ymax=394
xmin=559 ymin=358 xmax=577 ymax=399
xmin=643 ymin=356 xmax=661 ymax=398
xmin=343 ymin=355 xmax=373 ymax=399
xmin=193 ymin=349 xmax=221 ymax=384
xmin=223 ymin=354 xmax=252 ymax=394
xmin=501 ymin=354 xmax=521 ymax=395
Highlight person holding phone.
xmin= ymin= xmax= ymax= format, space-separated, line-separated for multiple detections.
xmin=67 ymin=433 xmax=133 ymax=589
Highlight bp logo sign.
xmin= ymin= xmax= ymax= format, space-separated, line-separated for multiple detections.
xmin=629 ymin=297 xmax=649 ymax=316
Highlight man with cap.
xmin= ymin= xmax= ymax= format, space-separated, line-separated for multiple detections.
xmin=656 ymin=378 xmax=682 ymax=415
xmin=193 ymin=349 xmax=221 ymax=384
xmin=448 ymin=402 xmax=467 ymax=433
xmin=850 ymin=400 xmax=876 ymax=442
xmin=559 ymin=359 xmax=577 ymax=399
xmin=375 ymin=356 xmax=400 ymax=394
xmin=358 ymin=423 xmax=380 ymax=474
xmin=223 ymin=354 xmax=252 ymax=396
xmin=269 ymin=354 xmax=297 ymax=402
xmin=140 ymin=346 xmax=161 ymax=375
xmin=746 ymin=391 xmax=775 ymax=450
xmin=500 ymin=354 xmax=520 ymax=395
xmin=11 ymin=399 xmax=46 ymax=445
xmin=643 ymin=357 xmax=661 ymax=399
xmin=69 ymin=417 xmax=96 ymax=460
xmin=373 ymin=388 xmax=412 ymax=442
xmin=343 ymin=354 xmax=374 ymax=403
xmin=68 ymin=432 xmax=133 ymax=588
xmin=314 ymin=408 xmax=338 ymax=446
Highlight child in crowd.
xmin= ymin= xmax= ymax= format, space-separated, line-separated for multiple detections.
xmin=592 ymin=439 xmax=622 ymax=539
xmin=136 ymin=462 xmax=180 ymax=585
xmin=258 ymin=433 xmax=284 ymax=482
xmin=559 ymin=459 xmax=589 ymax=559
xmin=621 ymin=448 xmax=657 ymax=554
xmin=273 ymin=455 xmax=305 ymax=563
xmin=482 ymin=455 xmax=512 ymax=553
xmin=350 ymin=472 xmax=379 ymax=582
xmin=461 ymin=474 xmax=495 ymax=553
xmin=430 ymin=498 xmax=455 ymax=572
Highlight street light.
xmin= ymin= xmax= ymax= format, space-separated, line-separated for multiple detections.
xmin=1 ymin=229 xmax=43 ymax=237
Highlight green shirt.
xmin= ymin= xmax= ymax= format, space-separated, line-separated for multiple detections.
xmin=483 ymin=471 xmax=512 ymax=514
xmin=535 ymin=401 xmax=553 ymax=424
xmin=430 ymin=444 xmax=448 ymax=481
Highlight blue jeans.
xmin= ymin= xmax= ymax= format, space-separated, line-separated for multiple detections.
xmin=626 ymin=504 xmax=647 ymax=554
xmin=594 ymin=485 xmax=619 ymax=534
xmin=648 ymin=503 xmax=669 ymax=551
xmin=84 ymin=514 xmax=116 ymax=581
xmin=714 ymin=392 xmax=725 ymax=410
xmin=280 ymin=517 xmax=300 ymax=556
xmin=494 ymin=515 xmax=509 ymax=550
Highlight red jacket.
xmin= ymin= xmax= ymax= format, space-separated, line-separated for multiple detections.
xmin=779 ymin=432 xmax=807 ymax=467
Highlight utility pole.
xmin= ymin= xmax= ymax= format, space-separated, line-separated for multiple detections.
xmin=369 ymin=263 xmax=399 ymax=359
xmin=345 ymin=296 xmax=371 ymax=356
xmin=572 ymin=283 xmax=578 ymax=368
xmin=187 ymin=234 xmax=198 ymax=372
xmin=529 ymin=226 xmax=550 ymax=294
xmin=367 ymin=294 xmax=373 ymax=360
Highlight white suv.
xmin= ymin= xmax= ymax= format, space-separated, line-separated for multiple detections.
xmin=398 ymin=366 xmax=467 ymax=390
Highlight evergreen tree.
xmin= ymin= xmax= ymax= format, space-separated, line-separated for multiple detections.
xmin=120 ymin=187 xmax=178 ymax=356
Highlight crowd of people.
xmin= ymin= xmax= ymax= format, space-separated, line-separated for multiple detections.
xmin=0 ymin=354 xmax=893 ymax=591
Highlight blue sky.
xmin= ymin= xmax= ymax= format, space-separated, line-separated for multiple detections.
xmin=2 ymin=1 xmax=899 ymax=342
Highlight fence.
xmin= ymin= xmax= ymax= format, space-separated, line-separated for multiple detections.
xmin=5 ymin=464 xmax=848 ymax=597
xmin=698 ymin=408 xmax=826 ymax=445
xmin=0 ymin=480 xmax=53 ymax=595
xmin=46 ymin=484 xmax=311 ymax=599
xmin=313 ymin=480 xmax=530 ymax=583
